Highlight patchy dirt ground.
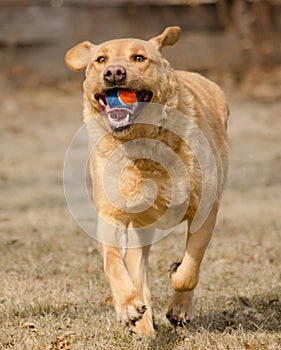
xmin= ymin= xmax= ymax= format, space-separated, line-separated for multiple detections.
xmin=0 ymin=68 xmax=280 ymax=349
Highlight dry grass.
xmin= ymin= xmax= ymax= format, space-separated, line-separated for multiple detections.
xmin=0 ymin=77 xmax=280 ymax=349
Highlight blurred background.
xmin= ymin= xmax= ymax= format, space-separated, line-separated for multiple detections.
xmin=1 ymin=2 xmax=281 ymax=348
xmin=0 ymin=0 xmax=280 ymax=86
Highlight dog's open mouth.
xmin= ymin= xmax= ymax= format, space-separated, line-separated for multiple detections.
xmin=95 ymin=89 xmax=153 ymax=132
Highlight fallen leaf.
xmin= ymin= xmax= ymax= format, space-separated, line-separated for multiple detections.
xmin=238 ymin=295 xmax=252 ymax=307
xmin=99 ymin=296 xmax=113 ymax=305
xmin=49 ymin=332 xmax=76 ymax=350
xmin=20 ymin=321 xmax=37 ymax=332
xmin=244 ymin=342 xmax=253 ymax=350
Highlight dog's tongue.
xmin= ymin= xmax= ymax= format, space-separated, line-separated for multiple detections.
xmin=106 ymin=89 xmax=137 ymax=109
xmin=108 ymin=109 xmax=130 ymax=121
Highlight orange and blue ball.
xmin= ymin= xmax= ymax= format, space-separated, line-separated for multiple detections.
xmin=106 ymin=89 xmax=136 ymax=109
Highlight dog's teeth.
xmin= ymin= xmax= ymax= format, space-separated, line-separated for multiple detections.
xmin=125 ymin=114 xmax=130 ymax=122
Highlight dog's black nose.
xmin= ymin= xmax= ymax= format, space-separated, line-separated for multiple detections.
xmin=103 ymin=65 xmax=126 ymax=84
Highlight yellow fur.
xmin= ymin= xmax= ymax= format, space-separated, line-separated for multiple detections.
xmin=65 ymin=26 xmax=228 ymax=336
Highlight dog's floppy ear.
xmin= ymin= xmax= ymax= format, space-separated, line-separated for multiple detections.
xmin=149 ymin=26 xmax=181 ymax=51
xmin=65 ymin=41 xmax=95 ymax=71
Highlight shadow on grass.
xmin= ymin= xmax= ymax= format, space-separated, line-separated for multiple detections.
xmin=3 ymin=292 xmax=279 ymax=349
xmin=190 ymin=293 xmax=281 ymax=333
xmin=148 ymin=293 xmax=281 ymax=349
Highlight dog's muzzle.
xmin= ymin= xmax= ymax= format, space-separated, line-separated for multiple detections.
xmin=95 ymin=88 xmax=153 ymax=133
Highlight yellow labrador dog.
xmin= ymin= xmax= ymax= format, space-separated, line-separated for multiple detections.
xmin=65 ymin=26 xmax=228 ymax=336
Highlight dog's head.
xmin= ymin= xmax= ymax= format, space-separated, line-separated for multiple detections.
xmin=65 ymin=26 xmax=181 ymax=135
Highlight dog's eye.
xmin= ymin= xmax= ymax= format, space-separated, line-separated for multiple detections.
xmin=96 ymin=56 xmax=106 ymax=64
xmin=133 ymin=55 xmax=146 ymax=62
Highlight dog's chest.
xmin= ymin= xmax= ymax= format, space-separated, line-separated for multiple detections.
xmin=107 ymin=139 xmax=190 ymax=212
xmin=119 ymin=158 xmax=171 ymax=207
xmin=91 ymin=127 xmax=191 ymax=224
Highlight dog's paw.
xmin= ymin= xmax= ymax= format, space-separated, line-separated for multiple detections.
xmin=166 ymin=309 xmax=191 ymax=327
xmin=166 ymin=290 xmax=194 ymax=327
xmin=116 ymin=297 xmax=147 ymax=326
xmin=132 ymin=307 xmax=155 ymax=337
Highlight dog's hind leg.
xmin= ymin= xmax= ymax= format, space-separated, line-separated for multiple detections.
xmin=167 ymin=204 xmax=218 ymax=325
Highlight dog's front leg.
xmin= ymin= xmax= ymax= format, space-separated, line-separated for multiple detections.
xmin=97 ymin=219 xmax=146 ymax=327
xmin=125 ymin=227 xmax=155 ymax=336
xmin=102 ymin=244 xmax=147 ymax=326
